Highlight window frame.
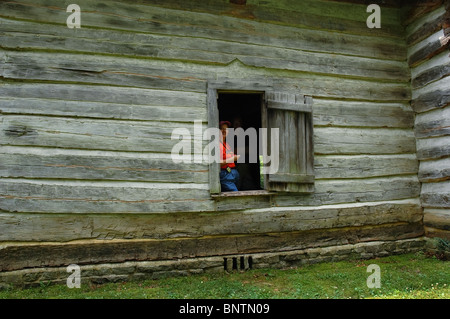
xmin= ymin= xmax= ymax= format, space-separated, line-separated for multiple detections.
xmin=207 ymin=80 xmax=314 ymax=196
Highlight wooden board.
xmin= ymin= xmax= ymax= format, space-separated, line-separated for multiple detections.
xmin=0 ymin=199 xmax=423 ymax=242
xmin=315 ymin=154 xmax=418 ymax=179
xmin=0 ymin=146 xmax=208 ymax=183
xmin=421 ymin=181 xmax=450 ymax=208
xmin=0 ymin=115 xmax=207 ymax=153
xmin=0 ymin=38 xmax=410 ymax=81
xmin=314 ymin=127 xmax=416 ymax=155
xmin=0 ymin=0 xmax=407 ymax=46
xmin=274 ymin=176 xmax=420 ymax=207
xmin=419 ymin=157 xmax=450 ymax=182
xmin=416 ymin=135 xmax=450 ymax=160
xmin=0 ymin=221 xmax=424 ymax=271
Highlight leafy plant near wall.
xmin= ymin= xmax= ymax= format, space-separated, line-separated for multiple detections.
xmin=426 ymin=238 xmax=450 ymax=261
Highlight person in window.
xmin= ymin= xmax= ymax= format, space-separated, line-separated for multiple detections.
xmin=219 ymin=120 xmax=240 ymax=192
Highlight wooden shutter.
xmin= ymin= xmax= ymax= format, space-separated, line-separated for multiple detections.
xmin=264 ymin=92 xmax=314 ymax=193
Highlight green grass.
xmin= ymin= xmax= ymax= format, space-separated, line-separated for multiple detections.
xmin=1 ymin=252 xmax=448 ymax=299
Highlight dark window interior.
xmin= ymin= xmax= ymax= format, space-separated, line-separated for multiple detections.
xmin=218 ymin=93 xmax=263 ymax=191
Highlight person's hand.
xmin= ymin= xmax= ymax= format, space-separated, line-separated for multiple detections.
xmin=234 ymin=155 xmax=240 ymax=162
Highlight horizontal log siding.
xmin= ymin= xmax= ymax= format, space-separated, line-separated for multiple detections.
xmin=0 ymin=0 xmax=423 ymax=270
xmin=407 ymin=1 xmax=450 ymax=240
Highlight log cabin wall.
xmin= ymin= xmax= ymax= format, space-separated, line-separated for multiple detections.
xmin=0 ymin=0 xmax=426 ymax=285
xmin=406 ymin=0 xmax=450 ymax=241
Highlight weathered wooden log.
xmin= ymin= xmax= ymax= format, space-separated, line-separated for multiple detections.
xmin=0 ymin=38 xmax=410 ymax=81
xmin=0 ymin=221 xmax=425 ymax=271
xmin=419 ymin=157 xmax=450 ymax=182
xmin=411 ymin=77 xmax=450 ymax=113
xmin=0 ymin=147 xmax=209 ymax=183
xmin=421 ymin=181 xmax=450 ymax=208
xmin=417 ymin=135 xmax=450 ymax=160
xmin=0 ymin=0 xmax=406 ymax=40
xmin=315 ymin=154 xmax=418 ymax=179
xmin=423 ymin=208 xmax=450 ymax=230
xmin=415 ymin=106 xmax=450 ymax=138
xmin=0 ymin=115 xmax=207 ymax=153
xmin=275 ymin=176 xmax=420 ymax=207
xmin=0 ymin=83 xmax=207 ymax=106
xmin=0 ymin=176 xmax=420 ymax=214
xmin=314 ymin=127 xmax=416 ymax=155
xmin=412 ymin=60 xmax=450 ymax=89
xmin=0 ymin=97 xmax=207 ymax=125
xmin=424 ymin=226 xmax=450 ymax=239
xmin=404 ymin=0 xmax=445 ymax=27
xmin=406 ymin=4 xmax=448 ymax=46
xmin=313 ymin=100 xmax=414 ymax=128
xmin=408 ymin=29 xmax=450 ymax=67
xmin=0 ymin=200 xmax=423 ymax=242
xmin=0 ymin=73 xmax=411 ymax=102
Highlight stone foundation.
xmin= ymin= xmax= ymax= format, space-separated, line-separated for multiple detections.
xmin=0 ymin=238 xmax=426 ymax=290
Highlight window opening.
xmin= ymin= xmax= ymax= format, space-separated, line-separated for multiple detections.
xmin=218 ymin=93 xmax=264 ymax=192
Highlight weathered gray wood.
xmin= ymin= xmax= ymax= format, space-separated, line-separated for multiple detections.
xmin=0 ymin=178 xmax=213 ymax=213
xmin=408 ymin=29 xmax=450 ymax=67
xmin=305 ymin=78 xmax=410 ymax=102
xmin=418 ymin=157 xmax=450 ymax=182
xmin=0 ymin=221 xmax=424 ymax=271
xmin=421 ymin=181 xmax=450 ymax=208
xmin=0 ymin=83 xmax=207 ymax=107
xmin=0 ymin=50 xmax=207 ymax=92
xmin=404 ymin=0 xmax=446 ymax=27
xmin=268 ymin=173 xmax=314 ymax=184
xmin=0 ymin=115 xmax=207 ymax=153
xmin=207 ymin=86 xmax=220 ymax=195
xmin=0 ymin=98 xmax=206 ymax=122
xmin=415 ymin=106 xmax=450 ymax=138
xmin=0 ymin=147 xmax=208 ymax=183
xmin=0 ymin=175 xmax=422 ymax=215
xmin=423 ymin=208 xmax=450 ymax=230
xmin=313 ymin=100 xmax=414 ymax=128
xmin=314 ymin=127 xmax=416 ymax=155
xmin=274 ymin=176 xmax=420 ymax=207
xmin=0 ymin=0 xmax=407 ymax=52
xmin=315 ymin=155 xmax=419 ymax=179
xmin=406 ymin=5 xmax=448 ymax=46
xmin=266 ymin=92 xmax=314 ymax=193
xmin=412 ymin=60 xmax=450 ymax=89
xmin=0 ymin=200 xmax=422 ymax=242
xmin=0 ymin=71 xmax=411 ymax=102
xmin=0 ymin=37 xmax=410 ymax=81
xmin=208 ymin=80 xmax=274 ymax=93
xmin=411 ymin=87 xmax=450 ymax=113
xmin=0 ymin=179 xmax=210 ymax=201
xmin=267 ymin=100 xmax=312 ymax=113
xmin=0 ymin=0 xmax=432 ymax=279
xmin=424 ymin=226 xmax=450 ymax=240
xmin=416 ymin=135 xmax=450 ymax=160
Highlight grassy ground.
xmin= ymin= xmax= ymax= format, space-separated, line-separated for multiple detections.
xmin=1 ymin=252 xmax=448 ymax=299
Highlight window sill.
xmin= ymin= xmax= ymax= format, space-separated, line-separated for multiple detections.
xmin=211 ymin=190 xmax=275 ymax=199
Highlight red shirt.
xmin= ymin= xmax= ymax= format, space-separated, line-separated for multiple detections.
xmin=220 ymin=141 xmax=236 ymax=170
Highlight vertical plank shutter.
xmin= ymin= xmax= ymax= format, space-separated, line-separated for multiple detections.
xmin=265 ymin=92 xmax=314 ymax=193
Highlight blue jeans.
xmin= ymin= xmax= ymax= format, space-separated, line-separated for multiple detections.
xmin=220 ymin=168 xmax=240 ymax=192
